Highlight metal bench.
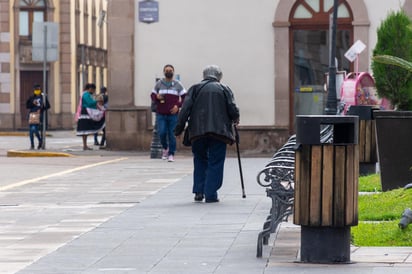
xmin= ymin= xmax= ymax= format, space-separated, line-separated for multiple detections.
xmin=255 ymin=138 xmax=296 ymax=257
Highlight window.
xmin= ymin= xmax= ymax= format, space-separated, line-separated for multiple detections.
xmin=290 ymin=0 xmax=353 ymax=119
xmin=19 ymin=0 xmax=46 ymax=39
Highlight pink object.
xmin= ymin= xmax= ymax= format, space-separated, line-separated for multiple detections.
xmin=340 ymin=72 xmax=382 ymax=114
xmin=74 ymin=94 xmax=83 ymax=122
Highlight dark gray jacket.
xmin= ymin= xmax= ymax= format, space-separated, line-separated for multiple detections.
xmin=175 ymin=78 xmax=240 ymax=145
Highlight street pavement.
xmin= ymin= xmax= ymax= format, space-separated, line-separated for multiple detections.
xmin=0 ymin=131 xmax=411 ymax=273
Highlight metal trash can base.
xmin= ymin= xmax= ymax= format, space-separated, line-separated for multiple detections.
xmin=300 ymin=226 xmax=351 ymax=263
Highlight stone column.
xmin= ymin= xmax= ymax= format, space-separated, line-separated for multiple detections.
xmin=0 ymin=0 xmax=13 ymax=129
xmin=403 ymin=0 xmax=412 ymax=16
xmin=106 ymin=0 xmax=152 ymax=150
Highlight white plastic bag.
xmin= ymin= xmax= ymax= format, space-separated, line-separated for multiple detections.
xmin=86 ymin=108 xmax=104 ymax=121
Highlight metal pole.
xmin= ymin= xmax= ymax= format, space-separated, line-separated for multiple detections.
xmin=325 ymin=0 xmax=338 ymax=115
xmin=42 ymin=24 xmax=47 ymax=149
xmin=150 ymin=77 xmax=162 ymax=159
xmin=150 ymin=116 xmax=163 ymax=158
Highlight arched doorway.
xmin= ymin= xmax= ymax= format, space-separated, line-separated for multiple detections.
xmin=290 ymin=0 xmax=353 ymax=130
xmin=273 ymin=0 xmax=370 ymax=133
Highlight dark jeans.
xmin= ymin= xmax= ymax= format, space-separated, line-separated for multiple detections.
xmin=191 ymin=137 xmax=227 ymax=200
xmin=29 ymin=124 xmax=42 ymax=147
xmin=156 ymin=114 xmax=178 ymax=155
xmin=94 ymin=127 xmax=106 ymax=145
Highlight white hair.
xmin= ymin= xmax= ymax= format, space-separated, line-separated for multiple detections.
xmin=203 ymin=65 xmax=223 ymax=81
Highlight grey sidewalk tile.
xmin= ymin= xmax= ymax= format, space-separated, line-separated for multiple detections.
xmin=2 ymin=135 xmax=410 ymax=274
xmin=90 ymin=255 xmax=159 ymax=273
xmin=150 ymin=260 xmax=218 ymax=274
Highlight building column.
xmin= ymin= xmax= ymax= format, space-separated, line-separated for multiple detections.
xmin=0 ymin=0 xmax=13 ymax=129
xmin=106 ymin=0 xmax=152 ymax=150
xmin=403 ymin=0 xmax=412 ymax=16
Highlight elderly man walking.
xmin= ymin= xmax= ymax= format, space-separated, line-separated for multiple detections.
xmin=175 ymin=65 xmax=240 ymax=203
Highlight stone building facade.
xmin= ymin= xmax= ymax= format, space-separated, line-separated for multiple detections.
xmin=106 ymin=0 xmax=412 ymax=153
xmin=2 ymin=1 xmax=412 ymax=154
xmin=0 ymin=0 xmax=107 ymax=131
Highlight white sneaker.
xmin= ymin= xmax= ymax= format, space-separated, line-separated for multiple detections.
xmin=168 ymin=155 xmax=174 ymax=162
xmin=162 ymin=149 xmax=168 ymax=160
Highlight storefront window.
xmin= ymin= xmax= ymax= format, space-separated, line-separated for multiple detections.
xmin=291 ymin=0 xmax=353 ymax=117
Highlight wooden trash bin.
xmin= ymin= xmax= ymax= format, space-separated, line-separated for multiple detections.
xmin=347 ymin=105 xmax=378 ymax=175
xmin=294 ymin=115 xmax=359 ymax=263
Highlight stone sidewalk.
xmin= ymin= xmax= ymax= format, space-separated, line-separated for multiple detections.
xmin=0 ymin=131 xmax=411 ymax=273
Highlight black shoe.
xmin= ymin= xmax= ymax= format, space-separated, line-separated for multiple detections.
xmin=30 ymin=145 xmax=35 ymax=150
xmin=37 ymin=143 xmax=42 ymax=149
xmin=94 ymin=141 xmax=99 ymax=146
xmin=205 ymin=198 xmax=219 ymax=203
xmin=194 ymin=193 xmax=204 ymax=202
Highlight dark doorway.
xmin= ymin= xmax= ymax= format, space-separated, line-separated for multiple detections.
xmin=20 ymin=71 xmax=46 ymax=128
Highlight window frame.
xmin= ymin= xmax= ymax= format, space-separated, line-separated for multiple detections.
xmin=19 ymin=0 xmax=47 ymax=40
xmin=288 ymin=0 xmax=354 ymax=130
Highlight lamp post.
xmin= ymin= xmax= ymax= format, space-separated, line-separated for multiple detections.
xmin=150 ymin=77 xmax=162 ymax=159
xmin=325 ymin=0 xmax=339 ymax=115
xmin=138 ymin=0 xmax=160 ymax=157
xmin=41 ymin=24 xmax=47 ymax=149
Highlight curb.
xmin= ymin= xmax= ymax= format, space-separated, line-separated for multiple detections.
xmin=7 ymin=150 xmax=73 ymax=157
xmin=0 ymin=132 xmax=28 ymax=137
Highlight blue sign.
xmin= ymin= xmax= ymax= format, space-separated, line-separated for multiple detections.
xmin=139 ymin=0 xmax=159 ymax=24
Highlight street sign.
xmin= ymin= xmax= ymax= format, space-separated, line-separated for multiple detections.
xmin=32 ymin=22 xmax=59 ymax=61
xmin=344 ymin=40 xmax=366 ymax=62
xmin=32 ymin=22 xmax=59 ymax=149
xmin=138 ymin=0 xmax=159 ymax=24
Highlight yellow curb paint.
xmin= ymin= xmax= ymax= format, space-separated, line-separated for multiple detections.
xmin=0 ymin=157 xmax=128 ymax=191
xmin=0 ymin=132 xmax=28 ymax=136
xmin=7 ymin=150 xmax=73 ymax=157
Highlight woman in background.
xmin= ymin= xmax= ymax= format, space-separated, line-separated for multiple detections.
xmin=76 ymin=83 xmax=105 ymax=150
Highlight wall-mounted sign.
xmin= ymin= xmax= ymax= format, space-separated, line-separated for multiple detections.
xmin=138 ymin=0 xmax=159 ymax=24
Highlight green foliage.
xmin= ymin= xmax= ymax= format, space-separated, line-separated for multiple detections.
xmin=354 ymin=175 xmax=412 ymax=246
xmin=358 ymin=173 xmax=381 ymax=192
xmin=371 ymin=10 xmax=412 ymax=110
xmin=358 ymin=188 xmax=412 ymax=221
xmin=373 ymin=55 xmax=412 ymax=72
xmin=351 ymin=221 xmax=412 ymax=246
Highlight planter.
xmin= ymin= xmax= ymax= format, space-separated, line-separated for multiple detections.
xmin=374 ymin=110 xmax=412 ymax=191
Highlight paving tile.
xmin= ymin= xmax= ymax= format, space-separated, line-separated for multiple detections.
xmin=2 ymin=133 xmax=412 ymax=273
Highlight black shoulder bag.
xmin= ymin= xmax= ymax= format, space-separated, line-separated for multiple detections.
xmin=182 ymin=126 xmax=191 ymax=146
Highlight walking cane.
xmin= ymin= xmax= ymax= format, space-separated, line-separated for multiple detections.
xmin=234 ymin=125 xmax=246 ymax=198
